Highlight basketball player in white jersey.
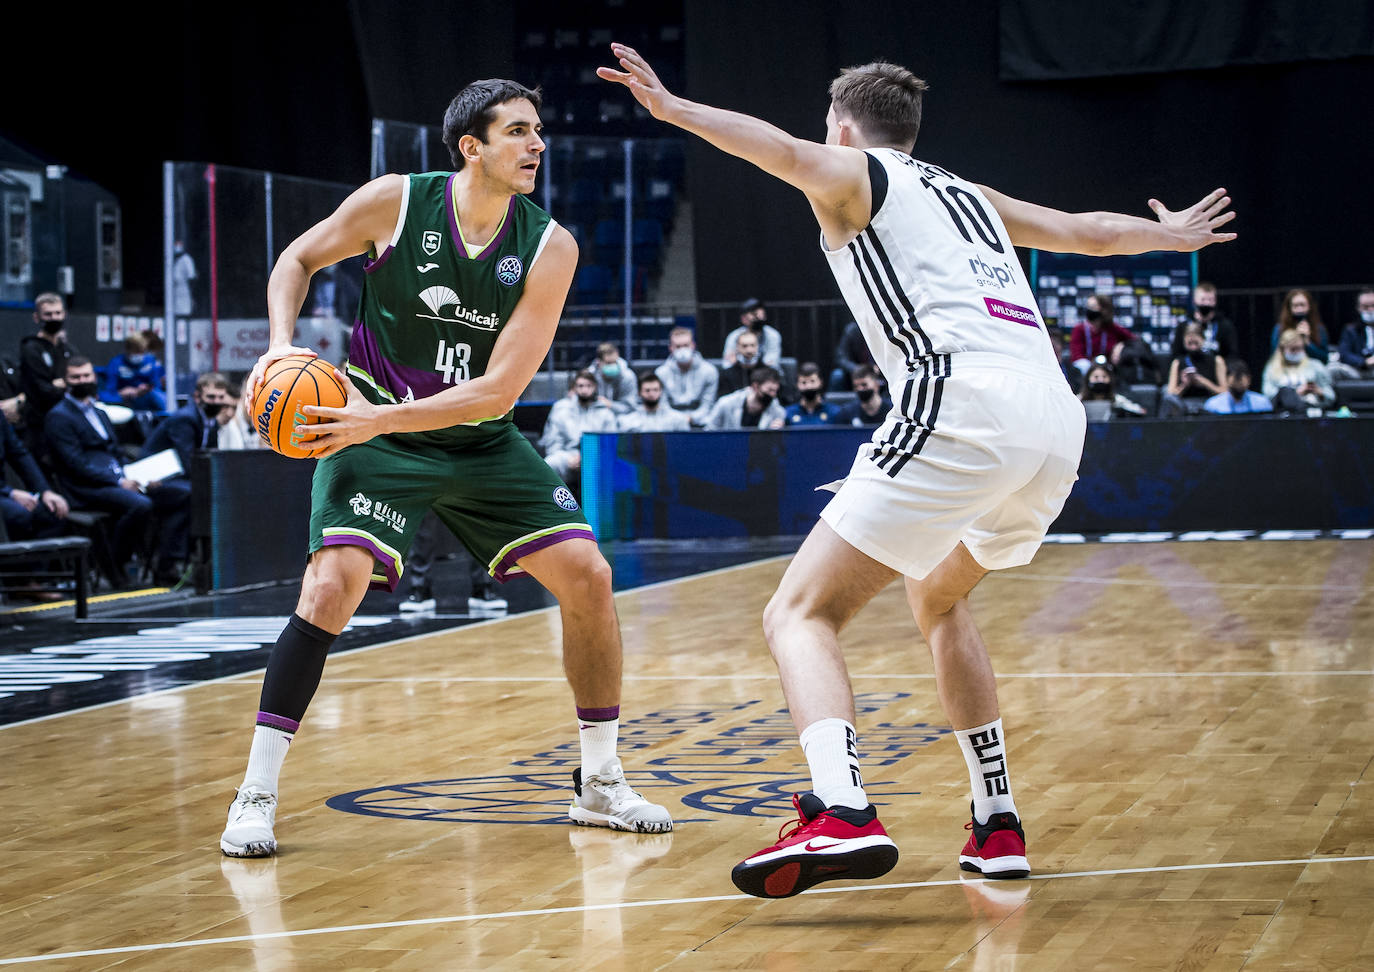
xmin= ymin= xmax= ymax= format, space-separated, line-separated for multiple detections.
xmin=600 ymin=45 xmax=1236 ymax=897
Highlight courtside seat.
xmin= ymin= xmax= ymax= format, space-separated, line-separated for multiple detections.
xmin=1128 ymin=383 xmax=1160 ymax=417
xmin=0 ymin=535 xmax=92 ymax=618
xmin=1333 ymin=378 xmax=1374 ymax=412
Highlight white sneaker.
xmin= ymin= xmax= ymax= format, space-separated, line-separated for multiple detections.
xmin=467 ymin=593 xmax=508 ymax=615
xmin=569 ymin=759 xmax=673 ymax=833
xmin=400 ymin=591 xmax=437 ymax=614
xmin=220 ymin=786 xmax=278 ymax=857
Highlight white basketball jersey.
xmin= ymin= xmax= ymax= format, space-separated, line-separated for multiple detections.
xmin=823 ymin=149 xmax=1061 ymax=402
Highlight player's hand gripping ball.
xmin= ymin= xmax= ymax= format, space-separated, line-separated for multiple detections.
xmin=253 ymin=355 xmax=348 ymax=458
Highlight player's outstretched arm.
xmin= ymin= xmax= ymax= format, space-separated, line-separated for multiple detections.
xmin=248 ymin=175 xmax=404 ymax=410
xmin=977 ymin=185 xmax=1237 ymax=256
xmin=598 ymin=43 xmax=870 ymax=225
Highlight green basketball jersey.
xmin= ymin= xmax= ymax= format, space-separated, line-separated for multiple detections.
xmin=346 ymin=171 xmax=557 ymax=449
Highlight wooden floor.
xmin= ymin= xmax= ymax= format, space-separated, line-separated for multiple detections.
xmin=2 ymin=539 xmax=1372 ymax=970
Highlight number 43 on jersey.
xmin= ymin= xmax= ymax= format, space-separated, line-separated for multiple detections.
xmin=435 ymin=338 xmax=471 ymax=384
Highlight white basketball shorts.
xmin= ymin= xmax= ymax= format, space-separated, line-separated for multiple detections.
xmin=819 ymin=352 xmax=1086 ymax=580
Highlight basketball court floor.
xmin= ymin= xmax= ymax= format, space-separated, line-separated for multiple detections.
xmin=1 ymin=535 xmax=1371 ymax=969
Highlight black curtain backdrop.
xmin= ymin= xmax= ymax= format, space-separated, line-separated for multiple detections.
xmin=3 ymin=6 xmax=371 ymax=308
xmin=683 ymin=0 xmax=1373 ymax=303
xmin=1000 ymin=0 xmax=1374 ymax=81
xmin=4 ymin=2 xmax=1369 ymax=311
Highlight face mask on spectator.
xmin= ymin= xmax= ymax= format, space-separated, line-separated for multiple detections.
xmin=577 ymin=391 xmax=597 ymax=404
xmin=1291 ymin=310 xmax=1308 ymax=322
xmin=1088 ymin=380 xmax=1112 ymax=398
xmin=755 ymin=391 xmax=775 ymax=408
xmin=672 ymin=347 xmax=693 ymax=365
xmin=201 ymin=401 xmax=224 ymax=419
xmin=70 ymin=381 xmax=98 ymax=400
xmin=601 ymin=363 xmax=620 ymax=378
xmin=857 ymin=387 xmax=877 ymax=403
xmin=801 ymin=388 xmax=821 ymax=403
xmin=1195 ymin=304 xmax=1215 ymax=317
xmin=1361 ymin=311 xmax=1374 ymax=325
xmin=1283 ymin=349 xmax=1305 ymax=364
xmin=1084 ymin=309 xmax=1102 ymax=323
xmin=41 ymin=320 xmax=64 ymax=336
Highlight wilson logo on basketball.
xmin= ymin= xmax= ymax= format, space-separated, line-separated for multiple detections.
xmin=255 ymin=388 xmax=283 ymax=442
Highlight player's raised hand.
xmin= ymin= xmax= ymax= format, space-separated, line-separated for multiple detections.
xmin=296 ymin=369 xmax=381 ymax=458
xmin=1147 ymin=188 xmax=1237 ymax=252
xmin=597 ymin=43 xmax=679 ymax=120
xmin=246 ymin=343 xmax=316 ymax=414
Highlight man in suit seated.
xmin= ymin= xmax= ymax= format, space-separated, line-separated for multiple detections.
xmin=44 ymin=357 xmax=191 ymax=586
xmin=0 ymin=412 xmax=69 ymax=541
xmin=143 ymin=371 xmax=231 ymax=471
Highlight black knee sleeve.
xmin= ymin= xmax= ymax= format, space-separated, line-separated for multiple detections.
xmin=257 ymin=613 xmax=336 ymax=725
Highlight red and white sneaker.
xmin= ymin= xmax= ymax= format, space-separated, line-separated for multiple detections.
xmin=731 ymin=792 xmax=899 ymax=898
xmin=958 ymin=807 xmax=1029 ymax=879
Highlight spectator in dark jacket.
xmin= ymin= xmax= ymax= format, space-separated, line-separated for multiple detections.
xmin=1170 ymin=282 xmax=1238 ymax=361
xmin=0 ymin=412 xmax=69 ymax=540
xmin=1333 ymin=287 xmax=1374 ymax=378
xmin=0 ymin=353 xmax=23 ymax=429
xmin=835 ymin=366 xmax=891 ymax=427
xmin=19 ymin=293 xmax=79 ymax=452
xmin=44 ymin=357 xmax=189 ymax=586
xmin=142 ymin=372 xmax=232 ymax=472
xmin=829 ymin=320 xmax=875 ymax=392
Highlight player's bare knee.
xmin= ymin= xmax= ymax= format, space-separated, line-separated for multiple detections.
xmin=763 ymin=589 xmax=828 ymax=648
xmin=298 ymin=549 xmax=370 ymax=627
xmin=559 ymin=548 xmax=613 ymax=607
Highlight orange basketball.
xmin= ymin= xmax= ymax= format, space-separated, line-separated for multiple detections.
xmin=253 ymin=355 xmax=348 ymax=459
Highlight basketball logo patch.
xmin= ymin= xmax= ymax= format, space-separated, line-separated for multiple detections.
xmin=553 ymin=486 xmax=579 ymax=511
xmin=497 ymin=255 xmax=524 ymax=287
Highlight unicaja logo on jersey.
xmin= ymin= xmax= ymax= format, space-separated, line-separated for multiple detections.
xmin=349 ymin=492 xmax=374 ymax=517
xmin=496 ymin=255 xmax=523 ymax=287
xmin=417 ymin=286 xmax=502 ymax=331
xmin=421 ymin=231 xmax=442 ymax=256
xmin=553 ymin=486 xmax=579 ymax=511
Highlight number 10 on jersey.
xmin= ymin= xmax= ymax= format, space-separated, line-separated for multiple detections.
xmin=435 ymin=339 xmax=472 ymax=384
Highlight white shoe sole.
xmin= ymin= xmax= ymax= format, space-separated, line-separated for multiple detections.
xmin=568 ymin=805 xmax=673 ymax=833
xmin=958 ymin=852 xmax=1029 ymax=878
xmin=220 ymin=837 xmax=276 ymax=858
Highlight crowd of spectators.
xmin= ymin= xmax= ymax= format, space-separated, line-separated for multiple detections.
xmin=9 ymin=282 xmax=1371 ymax=600
xmin=1056 ymin=282 xmax=1372 ymax=422
xmin=2 ymin=293 xmax=261 ymax=598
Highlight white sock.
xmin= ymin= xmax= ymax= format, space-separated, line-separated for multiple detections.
xmin=242 ymin=725 xmax=293 ymax=794
xmin=800 ymin=717 xmax=867 ymax=810
xmin=578 ymin=718 xmax=618 ymax=781
xmin=955 ymin=718 xmax=1018 ymax=823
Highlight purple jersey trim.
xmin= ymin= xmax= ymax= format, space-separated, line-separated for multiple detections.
xmin=349 ymin=318 xmax=451 ymax=402
xmin=446 ymin=173 xmax=515 ymax=262
xmin=492 ymin=527 xmax=596 ymax=582
xmin=256 ymin=711 xmax=301 ymax=734
xmin=576 ymin=706 xmax=620 ymax=722
xmin=320 ymin=532 xmax=401 ymax=592
xmin=363 ymin=244 xmax=394 ymax=274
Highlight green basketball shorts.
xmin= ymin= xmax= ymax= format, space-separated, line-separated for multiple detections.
xmin=307 ymin=423 xmax=593 ymax=591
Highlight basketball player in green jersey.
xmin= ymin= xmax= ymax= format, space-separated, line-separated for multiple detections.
xmin=220 ymin=80 xmax=672 ymax=858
